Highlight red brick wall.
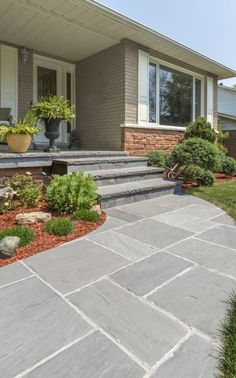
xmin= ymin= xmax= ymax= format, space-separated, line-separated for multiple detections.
xmin=121 ymin=127 xmax=184 ymax=156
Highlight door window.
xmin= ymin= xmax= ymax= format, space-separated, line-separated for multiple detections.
xmin=37 ymin=66 xmax=57 ymax=98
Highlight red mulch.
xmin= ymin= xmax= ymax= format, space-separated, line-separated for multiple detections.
xmin=182 ymin=173 xmax=236 ymax=190
xmin=0 ymin=201 xmax=106 ymax=267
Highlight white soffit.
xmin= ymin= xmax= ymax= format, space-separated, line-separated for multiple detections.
xmin=0 ymin=0 xmax=235 ymax=78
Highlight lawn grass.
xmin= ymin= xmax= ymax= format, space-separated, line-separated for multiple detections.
xmin=186 ymin=181 xmax=236 ymax=222
xmin=218 ymin=292 xmax=236 ymax=378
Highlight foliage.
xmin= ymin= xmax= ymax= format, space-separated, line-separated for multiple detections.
xmin=46 ymin=173 xmax=97 ymax=214
xmin=196 ymin=169 xmax=215 ymax=186
xmin=218 ymin=292 xmax=236 ymax=378
xmin=184 ymin=117 xmax=217 ymax=143
xmin=5 ymin=174 xmax=41 ymax=207
xmin=172 ymin=138 xmax=219 ymax=171
xmin=0 ymin=202 xmax=13 ymax=214
xmin=183 ymin=165 xmax=204 ymax=181
xmin=32 ymin=96 xmax=75 ymax=121
xmin=74 ymin=209 xmax=100 ymax=223
xmin=220 ymin=156 xmax=236 ymax=176
xmin=0 ymin=109 xmax=39 ymax=141
xmin=0 ymin=226 xmax=35 ymax=246
xmin=44 ymin=218 xmax=74 ymax=236
xmin=147 ymin=150 xmax=165 ymax=167
xmin=186 ymin=181 xmax=236 ymax=222
xmin=217 ymin=120 xmax=229 ymax=153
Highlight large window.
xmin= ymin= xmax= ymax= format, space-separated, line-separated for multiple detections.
xmin=149 ymin=63 xmax=202 ymax=126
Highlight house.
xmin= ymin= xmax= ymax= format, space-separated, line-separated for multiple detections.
xmin=0 ymin=0 xmax=235 ymax=156
xmin=218 ymin=84 xmax=236 ymax=158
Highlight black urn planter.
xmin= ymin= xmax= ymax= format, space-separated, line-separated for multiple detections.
xmin=43 ymin=118 xmax=62 ymax=152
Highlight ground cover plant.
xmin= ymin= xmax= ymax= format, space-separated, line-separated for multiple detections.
xmin=74 ymin=209 xmax=100 ymax=222
xmin=0 ymin=226 xmax=35 ymax=246
xmin=44 ymin=218 xmax=74 ymax=236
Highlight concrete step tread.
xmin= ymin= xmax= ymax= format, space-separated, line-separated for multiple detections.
xmin=86 ymin=166 xmax=164 ymax=179
xmin=98 ymin=178 xmax=178 ymax=198
xmin=53 ymin=156 xmax=148 ymax=165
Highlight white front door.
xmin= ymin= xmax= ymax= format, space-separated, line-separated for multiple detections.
xmin=33 ymin=55 xmax=75 ymax=144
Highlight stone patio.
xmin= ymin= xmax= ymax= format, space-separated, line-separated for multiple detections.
xmin=0 ymin=193 xmax=236 ymax=377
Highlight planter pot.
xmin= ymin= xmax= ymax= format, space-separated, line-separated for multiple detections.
xmin=7 ymin=134 xmax=32 ymax=153
xmin=43 ymin=118 xmax=61 ymax=152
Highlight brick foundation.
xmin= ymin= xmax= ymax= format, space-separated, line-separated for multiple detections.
xmin=122 ymin=127 xmax=184 ymax=156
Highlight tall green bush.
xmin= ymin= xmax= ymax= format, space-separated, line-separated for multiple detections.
xmin=184 ymin=118 xmax=217 ymax=143
xmin=46 ymin=172 xmax=97 ymax=214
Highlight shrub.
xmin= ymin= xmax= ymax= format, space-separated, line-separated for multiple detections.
xmin=0 ymin=226 xmax=35 ymax=246
xmin=184 ymin=118 xmax=217 ymax=143
xmin=172 ymin=138 xmax=219 ymax=171
xmin=74 ymin=209 xmax=100 ymax=222
xmin=6 ymin=174 xmax=41 ymax=207
xmin=44 ymin=218 xmax=74 ymax=236
xmin=221 ymin=156 xmax=236 ymax=176
xmin=46 ymin=173 xmax=97 ymax=214
xmin=147 ymin=151 xmax=165 ymax=167
xmin=197 ymin=169 xmax=215 ymax=186
xmin=217 ymin=120 xmax=229 ymax=153
xmin=183 ymin=165 xmax=204 ymax=181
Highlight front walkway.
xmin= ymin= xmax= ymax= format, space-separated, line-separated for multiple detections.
xmin=1 ymin=194 xmax=236 ymax=377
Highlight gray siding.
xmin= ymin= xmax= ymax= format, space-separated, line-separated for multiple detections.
xmin=218 ymin=86 xmax=236 ymax=118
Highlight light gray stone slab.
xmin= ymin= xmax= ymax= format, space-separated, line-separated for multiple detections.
xmin=88 ymin=230 xmax=158 ymax=261
xmin=0 ymin=262 xmax=31 ymax=287
xmin=151 ymin=334 xmax=218 ymax=378
xmin=118 ymin=199 xmax=173 ymax=217
xmin=211 ymin=213 xmax=236 ymax=226
xmin=90 ymin=216 xmax=127 ymax=235
xmin=116 ymin=219 xmax=193 ymax=249
xmin=29 ymin=331 xmax=145 ymax=378
xmin=25 ymin=239 xmax=128 ymax=294
xmin=106 ymin=208 xmax=144 ymax=223
xmin=198 ymin=225 xmax=236 ymax=251
xmin=112 ymin=252 xmax=192 ymax=296
xmin=175 ymin=204 xmax=223 ymax=219
xmin=149 ymin=267 xmax=236 ymax=337
xmin=167 ymin=238 xmax=236 ymax=278
xmin=70 ymin=279 xmax=187 ymax=365
xmin=152 ymin=212 xmax=215 ymax=233
xmin=0 ymin=277 xmax=91 ymax=378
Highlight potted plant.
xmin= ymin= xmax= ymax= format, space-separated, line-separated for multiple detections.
xmin=0 ymin=110 xmax=39 ymax=153
xmin=32 ymin=96 xmax=75 ymax=152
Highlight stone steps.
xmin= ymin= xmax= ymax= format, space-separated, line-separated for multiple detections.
xmin=86 ymin=166 xmax=164 ymax=186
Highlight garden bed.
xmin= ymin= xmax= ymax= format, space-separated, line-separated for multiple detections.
xmin=0 ymin=201 xmax=106 ymax=267
xmin=182 ymin=173 xmax=236 ymax=190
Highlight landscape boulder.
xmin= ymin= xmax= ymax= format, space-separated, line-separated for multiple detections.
xmin=0 ymin=236 xmax=21 ymax=258
xmin=16 ymin=212 xmax=51 ymax=225
xmin=0 ymin=186 xmax=14 ymax=203
xmin=91 ymin=204 xmax=102 ymax=216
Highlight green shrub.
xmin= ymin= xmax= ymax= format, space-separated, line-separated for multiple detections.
xmin=184 ymin=118 xmax=217 ymax=143
xmin=44 ymin=218 xmax=74 ymax=236
xmin=217 ymin=120 xmax=229 ymax=153
xmin=46 ymin=172 xmax=97 ymax=214
xmin=6 ymin=174 xmax=41 ymax=207
xmin=163 ymin=153 xmax=175 ymax=169
xmin=197 ymin=169 xmax=215 ymax=186
xmin=147 ymin=151 xmax=165 ymax=167
xmin=183 ymin=165 xmax=204 ymax=181
xmin=218 ymin=292 xmax=236 ymax=378
xmin=172 ymin=138 xmax=219 ymax=171
xmin=221 ymin=156 xmax=236 ymax=176
xmin=74 ymin=209 xmax=100 ymax=222
xmin=0 ymin=226 xmax=35 ymax=246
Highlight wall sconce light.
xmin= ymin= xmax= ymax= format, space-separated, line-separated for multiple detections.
xmin=20 ymin=47 xmax=29 ymax=65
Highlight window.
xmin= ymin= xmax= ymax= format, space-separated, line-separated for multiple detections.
xmin=37 ymin=66 xmax=57 ymax=98
xmin=147 ymin=62 xmax=202 ymax=126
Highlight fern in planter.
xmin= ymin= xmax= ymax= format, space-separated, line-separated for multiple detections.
xmin=31 ymin=96 xmax=75 ymax=121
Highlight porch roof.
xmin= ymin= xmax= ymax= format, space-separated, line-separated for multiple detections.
xmin=1 ymin=0 xmax=235 ymax=79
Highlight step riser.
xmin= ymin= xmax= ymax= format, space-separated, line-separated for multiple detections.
xmin=100 ymin=184 xmax=182 ymax=209
xmin=53 ymin=160 xmax=148 ymax=174
xmin=94 ymin=171 xmax=163 ymax=186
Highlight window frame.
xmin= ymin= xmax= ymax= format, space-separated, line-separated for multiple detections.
xmin=147 ymin=57 xmax=205 ymax=128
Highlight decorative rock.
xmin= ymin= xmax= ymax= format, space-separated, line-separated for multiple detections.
xmin=91 ymin=204 xmax=102 ymax=216
xmin=0 ymin=186 xmax=14 ymax=203
xmin=16 ymin=212 xmax=51 ymax=225
xmin=0 ymin=236 xmax=21 ymax=258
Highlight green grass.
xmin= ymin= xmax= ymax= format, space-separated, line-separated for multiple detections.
xmin=218 ymin=292 xmax=236 ymax=378
xmin=0 ymin=226 xmax=35 ymax=246
xmin=186 ymin=181 xmax=236 ymax=222
xmin=44 ymin=218 xmax=74 ymax=236
xmin=73 ymin=209 xmax=100 ymax=223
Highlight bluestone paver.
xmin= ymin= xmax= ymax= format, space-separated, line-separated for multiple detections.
xmin=88 ymin=230 xmax=158 ymax=261
xmin=167 ymin=238 xmax=236 ymax=278
xmin=149 ymin=267 xmax=236 ymax=337
xmin=0 ymin=277 xmax=91 ymax=378
xmin=106 ymin=208 xmax=144 ymax=222
xmin=70 ymin=279 xmax=187 ymax=365
xmin=198 ymin=225 xmax=236 ymax=250
xmin=211 ymin=213 xmax=236 ymax=226
xmin=112 ymin=251 xmax=193 ymax=296
xmin=151 ymin=334 xmax=218 ymax=378
xmin=0 ymin=261 xmax=31 ymax=287
xmin=116 ymin=219 xmax=193 ymax=249
xmin=175 ymin=204 xmax=223 ymax=219
xmin=152 ymin=212 xmax=216 ymax=232
xmin=89 ymin=216 xmax=127 ymax=234
xmin=28 ymin=331 xmax=145 ymax=378
xmin=117 ymin=199 xmax=173 ymax=217
xmin=25 ymin=239 xmax=128 ymax=294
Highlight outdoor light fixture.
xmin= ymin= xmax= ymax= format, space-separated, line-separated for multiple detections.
xmin=20 ymin=47 xmax=29 ymax=64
